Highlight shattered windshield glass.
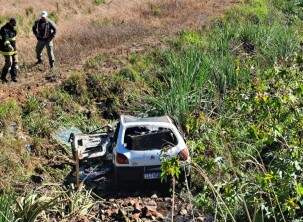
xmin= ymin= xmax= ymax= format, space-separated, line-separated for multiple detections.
xmin=124 ymin=126 xmax=177 ymax=151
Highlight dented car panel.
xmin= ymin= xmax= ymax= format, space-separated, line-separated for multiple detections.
xmin=71 ymin=115 xmax=191 ymax=185
xmin=71 ymin=133 xmax=111 ymax=159
xmin=113 ymin=115 xmax=190 ymax=184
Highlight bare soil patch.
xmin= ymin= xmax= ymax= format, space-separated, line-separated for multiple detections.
xmin=0 ymin=0 xmax=236 ymax=101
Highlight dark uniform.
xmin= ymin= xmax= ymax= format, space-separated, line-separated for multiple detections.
xmin=0 ymin=18 xmax=18 ymax=82
xmin=32 ymin=18 xmax=56 ymax=68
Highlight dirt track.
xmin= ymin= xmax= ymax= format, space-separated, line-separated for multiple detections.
xmin=0 ymin=0 xmax=236 ymax=101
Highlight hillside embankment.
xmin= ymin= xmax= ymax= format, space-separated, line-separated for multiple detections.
xmin=0 ymin=0 xmax=302 ymax=221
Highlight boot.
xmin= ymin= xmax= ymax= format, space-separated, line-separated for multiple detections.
xmin=1 ymin=77 xmax=8 ymax=83
xmin=1 ymin=68 xmax=9 ymax=83
xmin=35 ymin=59 xmax=43 ymax=65
xmin=50 ymin=61 xmax=55 ymax=69
xmin=10 ymin=65 xmax=18 ymax=82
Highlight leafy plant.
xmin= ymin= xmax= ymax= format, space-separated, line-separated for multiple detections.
xmin=94 ymin=0 xmax=105 ymax=6
xmin=63 ymin=188 xmax=96 ymax=217
xmin=0 ymin=100 xmax=21 ymax=129
xmin=14 ymin=193 xmax=58 ymax=222
xmin=23 ymin=96 xmax=41 ymax=116
xmin=0 ymin=193 xmax=15 ymax=222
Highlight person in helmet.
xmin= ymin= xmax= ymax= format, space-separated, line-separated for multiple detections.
xmin=32 ymin=11 xmax=57 ymax=69
xmin=0 ymin=18 xmax=18 ymax=83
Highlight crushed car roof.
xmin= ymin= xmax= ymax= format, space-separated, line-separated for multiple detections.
xmin=121 ymin=115 xmax=173 ymax=125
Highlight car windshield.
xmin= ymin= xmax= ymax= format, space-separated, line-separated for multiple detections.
xmin=124 ymin=125 xmax=178 ymax=151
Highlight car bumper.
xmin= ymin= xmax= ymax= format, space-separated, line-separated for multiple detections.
xmin=115 ymin=165 xmax=161 ymax=182
xmin=115 ymin=163 xmax=191 ymax=183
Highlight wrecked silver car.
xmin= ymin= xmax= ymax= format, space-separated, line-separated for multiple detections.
xmin=70 ymin=115 xmax=191 ymax=186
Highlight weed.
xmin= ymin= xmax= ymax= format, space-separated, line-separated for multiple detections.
xmin=15 ymin=193 xmax=58 ymax=222
xmin=0 ymin=193 xmax=15 ymax=222
xmin=147 ymin=48 xmax=212 ymax=124
xmin=23 ymin=96 xmax=41 ymax=116
xmin=0 ymin=136 xmax=33 ymax=190
xmin=178 ymin=30 xmax=206 ymax=47
xmin=63 ymin=188 xmax=95 ymax=217
xmin=62 ymin=72 xmax=89 ymax=105
xmin=48 ymin=11 xmax=59 ymax=23
xmin=94 ymin=0 xmax=105 ymax=6
xmin=62 ymin=72 xmax=87 ymax=97
xmin=23 ymin=112 xmax=53 ymax=137
xmin=0 ymin=99 xmax=21 ymax=129
xmin=84 ymin=53 xmax=104 ymax=70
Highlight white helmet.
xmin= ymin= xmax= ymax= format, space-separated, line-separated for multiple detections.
xmin=40 ymin=11 xmax=48 ymax=18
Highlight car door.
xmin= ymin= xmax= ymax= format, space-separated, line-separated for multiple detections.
xmin=71 ymin=133 xmax=111 ymax=160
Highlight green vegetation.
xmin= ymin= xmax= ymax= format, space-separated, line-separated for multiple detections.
xmin=145 ymin=0 xmax=302 ymax=124
xmin=146 ymin=0 xmax=303 ymax=221
xmin=0 ymin=0 xmax=302 ymax=221
xmin=0 ymin=193 xmax=15 ymax=222
xmin=94 ymin=0 xmax=105 ymax=6
xmin=0 ymin=99 xmax=21 ymax=129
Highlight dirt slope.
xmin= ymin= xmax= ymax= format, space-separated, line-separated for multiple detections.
xmin=0 ymin=0 xmax=236 ymax=101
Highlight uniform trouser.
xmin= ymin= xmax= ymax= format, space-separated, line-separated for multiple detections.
xmin=1 ymin=54 xmax=18 ymax=80
xmin=36 ymin=40 xmax=55 ymax=66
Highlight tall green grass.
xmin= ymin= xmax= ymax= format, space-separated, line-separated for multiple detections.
xmin=0 ymin=194 xmax=15 ymax=222
xmin=142 ymin=0 xmax=302 ymax=221
xmin=145 ymin=0 xmax=301 ymax=124
xmin=148 ymin=49 xmax=213 ymax=124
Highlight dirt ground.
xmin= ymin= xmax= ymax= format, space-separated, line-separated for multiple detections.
xmin=0 ymin=0 xmax=236 ymax=102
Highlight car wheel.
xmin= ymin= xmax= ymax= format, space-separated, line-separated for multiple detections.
xmin=113 ymin=167 xmax=119 ymax=190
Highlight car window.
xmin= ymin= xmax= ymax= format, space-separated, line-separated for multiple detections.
xmin=124 ymin=126 xmax=178 ymax=150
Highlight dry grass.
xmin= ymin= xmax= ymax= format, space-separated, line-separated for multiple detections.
xmin=0 ymin=136 xmax=36 ymax=189
xmin=56 ymin=20 xmax=151 ymax=64
xmin=0 ymin=0 xmax=235 ymax=102
xmin=0 ymin=0 xmax=235 ymax=65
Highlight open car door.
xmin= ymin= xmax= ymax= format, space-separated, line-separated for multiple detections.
xmin=70 ymin=133 xmax=112 ymax=160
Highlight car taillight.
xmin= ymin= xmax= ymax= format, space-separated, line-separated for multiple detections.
xmin=116 ymin=153 xmax=129 ymax=164
xmin=178 ymin=147 xmax=189 ymax=161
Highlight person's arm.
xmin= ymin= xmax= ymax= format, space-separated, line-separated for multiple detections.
xmin=2 ymin=29 xmax=14 ymax=51
xmin=32 ymin=21 xmax=38 ymax=37
xmin=48 ymin=21 xmax=57 ymax=41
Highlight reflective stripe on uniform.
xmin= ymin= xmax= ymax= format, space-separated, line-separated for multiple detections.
xmin=4 ymin=41 xmax=10 ymax=45
xmin=0 ymin=50 xmax=17 ymax=56
xmin=8 ymin=37 xmax=16 ymax=41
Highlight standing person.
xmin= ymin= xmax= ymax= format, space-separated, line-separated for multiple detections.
xmin=0 ymin=18 xmax=18 ymax=83
xmin=32 ymin=11 xmax=57 ymax=69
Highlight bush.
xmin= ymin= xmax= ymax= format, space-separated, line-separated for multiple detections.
xmin=0 ymin=136 xmax=32 ymax=190
xmin=94 ymin=0 xmax=105 ymax=6
xmin=0 ymin=193 xmax=15 ymax=222
xmin=23 ymin=112 xmax=53 ymax=137
xmin=61 ymin=72 xmax=89 ymax=105
xmin=0 ymin=99 xmax=21 ymax=129
xmin=62 ymin=72 xmax=87 ymax=97
xmin=84 ymin=53 xmax=104 ymax=70
xmin=23 ymin=96 xmax=41 ymax=116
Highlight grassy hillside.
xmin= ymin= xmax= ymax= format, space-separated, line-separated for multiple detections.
xmin=0 ymin=0 xmax=302 ymax=221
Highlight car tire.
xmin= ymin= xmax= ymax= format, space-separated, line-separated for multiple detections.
xmin=113 ymin=167 xmax=120 ymax=190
